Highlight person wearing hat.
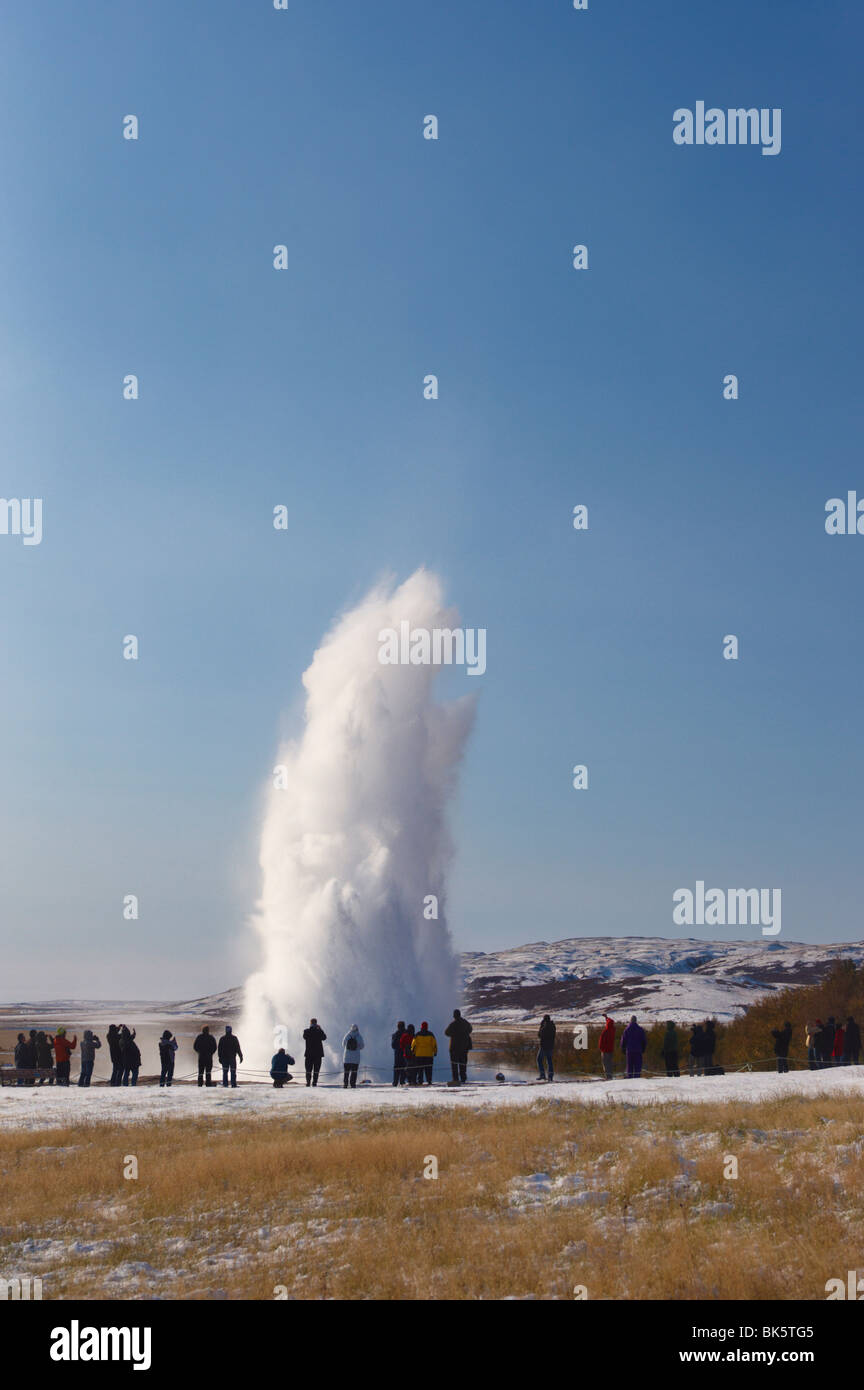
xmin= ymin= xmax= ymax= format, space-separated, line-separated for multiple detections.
xmin=35 ymin=1031 xmax=55 ymax=1085
xmin=159 ymin=1030 xmax=178 ymax=1087
xmin=217 ymin=1024 xmax=244 ymax=1088
xmin=599 ymin=1014 xmax=616 ymax=1080
xmin=400 ymin=1024 xmax=419 ymax=1085
xmin=536 ymin=1014 xmax=557 ymax=1082
xmin=341 ymin=1023 xmax=365 ymax=1088
xmin=819 ymin=1018 xmax=836 ymax=1070
xmin=120 ymin=1026 xmax=141 ymax=1086
xmin=391 ymin=1021 xmax=408 ymax=1087
xmin=411 ymin=1021 xmax=438 ymax=1085
xmin=302 ymin=1018 xmax=327 ymax=1087
xmin=270 ymin=1047 xmax=295 ymax=1088
xmin=193 ymin=1024 xmax=218 ymax=1087
xmin=78 ymin=1029 xmax=102 ymax=1087
xmin=106 ymin=1025 xmax=124 ymax=1086
xmin=53 ymin=1027 xmax=77 ymax=1087
xmin=621 ymin=1015 xmax=647 ymax=1079
xmin=444 ymin=1008 xmax=472 ymax=1085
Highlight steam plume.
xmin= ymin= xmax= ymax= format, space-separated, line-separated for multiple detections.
xmin=241 ymin=569 xmax=476 ymax=1075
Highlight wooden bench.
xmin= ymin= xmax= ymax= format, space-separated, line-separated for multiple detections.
xmin=0 ymin=1067 xmax=56 ymax=1086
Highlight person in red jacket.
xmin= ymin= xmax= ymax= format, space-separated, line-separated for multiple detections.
xmin=599 ymin=1015 xmax=615 ymax=1080
xmin=832 ymin=1024 xmax=846 ymax=1066
xmin=53 ymin=1028 xmax=77 ymax=1087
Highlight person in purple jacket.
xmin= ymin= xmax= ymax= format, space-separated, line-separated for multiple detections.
xmin=621 ymin=1015 xmax=647 ymax=1078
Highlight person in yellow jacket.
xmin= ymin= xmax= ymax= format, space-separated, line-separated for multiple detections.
xmin=411 ymin=1022 xmax=438 ymax=1085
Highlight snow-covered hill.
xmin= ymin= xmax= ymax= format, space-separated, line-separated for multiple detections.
xmin=461 ymin=936 xmax=864 ymax=1024
xmin=4 ymin=937 xmax=863 ymax=1030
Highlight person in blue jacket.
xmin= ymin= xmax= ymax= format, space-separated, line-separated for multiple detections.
xmin=78 ymin=1029 xmax=101 ymax=1087
xmin=270 ymin=1047 xmax=295 ymax=1088
xmin=621 ymin=1015 xmax=647 ymax=1079
xmin=159 ymin=1030 xmax=178 ymax=1087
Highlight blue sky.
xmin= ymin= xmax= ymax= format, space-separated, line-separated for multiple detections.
xmin=1 ymin=0 xmax=861 ymax=997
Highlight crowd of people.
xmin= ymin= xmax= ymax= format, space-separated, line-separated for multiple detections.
xmin=595 ymin=1013 xmax=863 ymax=1077
xmin=12 ymin=1028 xmax=81 ymax=1085
xmin=7 ymin=1023 xmax=242 ymax=1089
xmin=389 ymin=1010 xmax=473 ymax=1086
xmin=8 ymin=1007 xmax=863 ymax=1089
xmin=802 ymin=1016 xmax=860 ymax=1070
xmin=269 ymin=1009 xmax=474 ymax=1089
xmin=599 ymin=1016 xmax=721 ymax=1079
xmin=6 ymin=1009 xmax=477 ymax=1091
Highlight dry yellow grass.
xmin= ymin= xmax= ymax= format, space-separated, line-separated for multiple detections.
xmin=1 ymin=1096 xmax=862 ymax=1300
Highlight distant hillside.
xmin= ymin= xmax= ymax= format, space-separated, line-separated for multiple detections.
xmin=460 ymin=936 xmax=864 ymax=1024
xmin=5 ymin=937 xmax=864 ymax=1028
xmin=484 ymin=959 xmax=864 ymax=1076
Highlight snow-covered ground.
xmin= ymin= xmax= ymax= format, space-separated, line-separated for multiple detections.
xmin=2 ymin=1067 xmax=864 ymax=1132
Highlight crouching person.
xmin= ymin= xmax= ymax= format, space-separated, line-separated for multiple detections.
xmin=271 ymin=1048 xmax=295 ymax=1088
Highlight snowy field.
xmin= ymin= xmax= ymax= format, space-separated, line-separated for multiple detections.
xmin=2 ymin=1066 xmax=864 ymax=1132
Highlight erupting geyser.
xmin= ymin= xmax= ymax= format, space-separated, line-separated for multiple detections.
xmin=241 ymin=570 xmax=477 ymax=1076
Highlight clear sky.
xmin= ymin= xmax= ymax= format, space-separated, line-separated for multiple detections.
xmin=1 ymin=0 xmax=861 ymax=999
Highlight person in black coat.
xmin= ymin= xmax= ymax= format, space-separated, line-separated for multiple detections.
xmin=18 ymin=1032 xmax=37 ymax=1084
xmin=35 ymin=1031 xmax=54 ymax=1086
xmin=772 ymin=1021 xmax=793 ymax=1074
xmin=400 ymin=1024 xmax=421 ymax=1085
xmin=217 ymin=1025 xmax=243 ymax=1088
xmin=444 ymin=1008 xmax=473 ymax=1084
xmin=536 ymin=1015 xmax=556 ymax=1081
xmin=391 ymin=1021 xmax=407 ymax=1087
xmin=120 ymin=1026 xmax=140 ymax=1086
xmin=661 ymin=1022 xmax=680 ymax=1078
xmin=689 ymin=1024 xmax=705 ymax=1076
xmin=302 ymin=1019 xmax=327 ymax=1087
xmin=107 ymin=1025 xmax=123 ymax=1087
xmin=819 ymin=1018 xmax=836 ymax=1070
xmin=13 ymin=1033 xmax=29 ymax=1086
xmin=193 ymin=1025 xmax=218 ymax=1087
xmin=702 ymin=1021 xmax=717 ymax=1071
xmin=843 ymin=1016 xmax=861 ymax=1066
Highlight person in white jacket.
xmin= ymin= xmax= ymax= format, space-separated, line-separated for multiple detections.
xmin=342 ymin=1024 xmax=364 ymax=1088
